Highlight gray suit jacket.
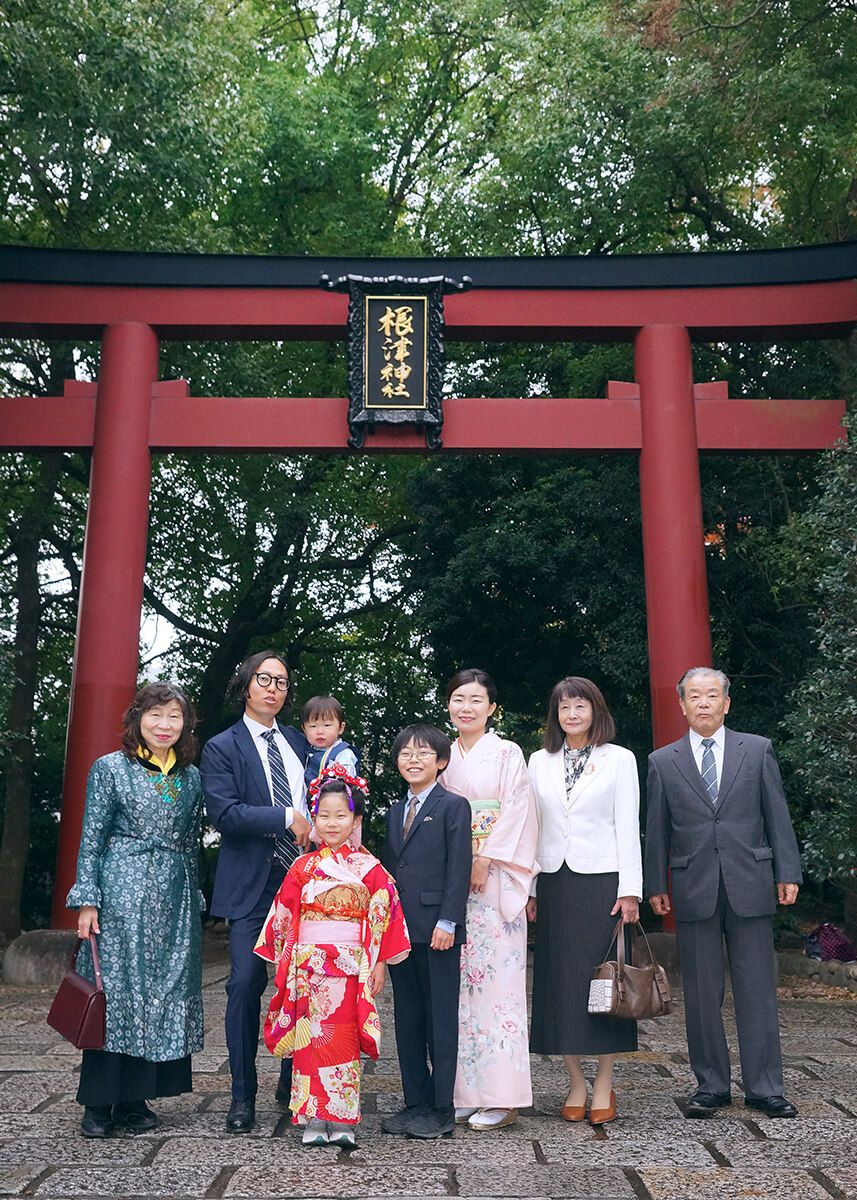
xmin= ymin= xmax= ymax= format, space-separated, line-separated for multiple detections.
xmin=644 ymin=728 xmax=802 ymax=921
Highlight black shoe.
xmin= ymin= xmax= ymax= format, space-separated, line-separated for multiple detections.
xmin=112 ymin=1100 xmax=158 ymax=1132
xmin=745 ymin=1095 xmax=798 ymax=1118
xmin=226 ymin=1097 xmax=256 ymax=1133
xmin=406 ymin=1106 xmax=455 ymax=1139
xmin=380 ymin=1103 xmax=429 ymax=1135
xmin=80 ymin=1105 xmax=114 ymax=1139
xmin=685 ymin=1091 xmax=732 ymax=1117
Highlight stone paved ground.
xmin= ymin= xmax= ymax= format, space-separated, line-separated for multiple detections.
xmin=2 ymin=930 xmax=856 ymax=1200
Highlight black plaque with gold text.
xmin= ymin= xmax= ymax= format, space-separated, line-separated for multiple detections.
xmin=320 ymin=273 xmax=471 ymax=448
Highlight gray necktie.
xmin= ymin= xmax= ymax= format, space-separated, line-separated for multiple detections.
xmin=262 ymin=729 xmax=298 ymax=867
xmin=403 ymin=794 xmax=419 ymax=838
xmin=700 ymin=738 xmax=718 ymax=805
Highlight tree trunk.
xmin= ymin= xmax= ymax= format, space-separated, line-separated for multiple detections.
xmin=0 ymin=453 xmax=62 ymax=940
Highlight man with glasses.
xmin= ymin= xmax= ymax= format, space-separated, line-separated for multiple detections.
xmin=201 ymin=651 xmax=311 ymax=1133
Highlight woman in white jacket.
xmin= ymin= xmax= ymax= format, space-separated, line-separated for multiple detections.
xmin=527 ymin=677 xmax=642 ymax=1126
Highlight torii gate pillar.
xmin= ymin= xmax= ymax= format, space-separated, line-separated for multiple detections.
xmin=50 ymin=322 xmax=157 ymax=928
xmin=636 ymin=324 xmax=713 ymax=747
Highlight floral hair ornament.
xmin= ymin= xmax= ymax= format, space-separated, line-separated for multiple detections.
xmin=307 ymin=762 xmax=369 ymax=815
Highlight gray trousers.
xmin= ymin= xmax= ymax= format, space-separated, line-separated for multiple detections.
xmin=675 ymin=877 xmax=784 ymax=1099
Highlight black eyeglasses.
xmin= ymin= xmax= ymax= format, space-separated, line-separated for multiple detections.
xmin=253 ymin=672 xmax=289 ymax=691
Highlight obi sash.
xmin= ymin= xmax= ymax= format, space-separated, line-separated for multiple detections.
xmin=469 ymin=799 xmax=500 ymax=853
xmin=298 ymin=918 xmax=362 ymax=945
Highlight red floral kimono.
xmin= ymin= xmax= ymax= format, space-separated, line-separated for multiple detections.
xmin=254 ymin=844 xmax=410 ymax=1125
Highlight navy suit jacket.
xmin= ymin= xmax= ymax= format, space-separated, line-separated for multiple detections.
xmin=383 ymin=781 xmax=472 ymax=945
xmin=200 ymin=718 xmax=308 ymax=920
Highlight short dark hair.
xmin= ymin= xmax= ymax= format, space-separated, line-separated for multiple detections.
xmin=121 ymin=682 xmax=198 ymax=768
xmin=227 ymin=650 xmax=292 ymax=713
xmin=315 ymin=777 xmax=366 ymax=819
xmin=543 ymin=676 xmax=616 ymax=753
xmin=301 ymin=695 xmax=345 ymax=725
xmin=446 ymin=668 xmax=498 ymax=727
xmin=391 ymin=723 xmax=451 ymax=768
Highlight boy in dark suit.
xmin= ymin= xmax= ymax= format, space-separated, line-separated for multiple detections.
xmin=382 ymin=723 xmax=472 ymax=1139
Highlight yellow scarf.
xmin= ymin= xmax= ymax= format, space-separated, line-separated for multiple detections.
xmin=137 ymin=744 xmax=177 ymax=775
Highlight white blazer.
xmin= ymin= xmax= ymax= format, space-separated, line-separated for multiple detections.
xmin=528 ymin=742 xmax=642 ymax=900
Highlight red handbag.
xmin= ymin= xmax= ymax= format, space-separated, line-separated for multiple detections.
xmin=47 ymin=934 xmax=106 ymax=1050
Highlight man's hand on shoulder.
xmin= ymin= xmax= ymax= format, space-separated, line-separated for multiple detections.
xmin=777 ymin=883 xmax=799 ymax=905
xmin=291 ymin=811 xmax=311 ymax=847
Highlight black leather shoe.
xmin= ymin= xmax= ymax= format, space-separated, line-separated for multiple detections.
xmin=112 ymin=1100 xmax=158 ymax=1132
xmin=80 ymin=1105 xmax=114 ymax=1139
xmin=745 ymin=1095 xmax=798 ymax=1118
xmin=685 ymin=1091 xmax=732 ymax=1117
xmin=406 ymin=1106 xmax=455 ymax=1139
xmin=380 ymin=1103 xmax=429 ymax=1135
xmin=226 ymin=1097 xmax=256 ymax=1133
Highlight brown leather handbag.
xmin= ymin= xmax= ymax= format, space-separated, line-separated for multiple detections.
xmin=47 ymin=934 xmax=106 ymax=1049
xmin=588 ymin=919 xmax=672 ymax=1020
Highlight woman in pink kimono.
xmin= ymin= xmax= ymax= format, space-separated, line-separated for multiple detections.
xmin=441 ymin=668 xmax=540 ymax=1131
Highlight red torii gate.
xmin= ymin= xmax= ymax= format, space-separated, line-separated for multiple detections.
xmin=0 ymin=243 xmax=850 ymax=930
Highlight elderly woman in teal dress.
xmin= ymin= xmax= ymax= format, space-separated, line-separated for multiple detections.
xmin=67 ymin=682 xmax=205 ymax=1139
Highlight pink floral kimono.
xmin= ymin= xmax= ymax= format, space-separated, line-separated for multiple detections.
xmin=254 ymin=845 xmax=410 ymax=1125
xmin=441 ymin=730 xmax=540 ymax=1110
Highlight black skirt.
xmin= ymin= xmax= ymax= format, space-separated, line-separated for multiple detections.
xmin=530 ymin=865 xmax=638 ymax=1056
xmin=77 ymin=1050 xmax=192 ymax=1107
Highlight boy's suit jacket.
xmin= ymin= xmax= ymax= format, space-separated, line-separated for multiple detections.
xmin=200 ymin=718 xmax=308 ymax=920
xmin=384 ymin=781 xmax=472 ymax=945
xmin=644 ymin=727 xmax=802 ymax=922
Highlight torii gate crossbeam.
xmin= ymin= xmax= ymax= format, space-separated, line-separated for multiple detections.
xmin=0 ymin=243 xmax=851 ymax=929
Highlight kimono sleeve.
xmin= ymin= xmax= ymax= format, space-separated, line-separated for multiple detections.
xmin=480 ymin=742 xmax=540 ymax=921
xmin=254 ymin=864 xmax=303 ymax=965
xmin=66 ymin=756 xmax=116 ymax=909
xmin=365 ymin=864 xmax=410 ymax=968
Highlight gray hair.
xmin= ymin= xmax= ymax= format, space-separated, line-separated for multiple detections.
xmin=676 ymin=667 xmax=731 ymax=700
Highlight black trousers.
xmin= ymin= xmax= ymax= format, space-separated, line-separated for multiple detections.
xmin=77 ymin=1050 xmax=191 ymax=1107
xmin=389 ymin=942 xmax=461 ymax=1113
xmin=225 ymin=863 xmax=293 ymax=1101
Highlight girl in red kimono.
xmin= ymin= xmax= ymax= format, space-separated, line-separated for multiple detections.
xmin=255 ymin=765 xmax=410 ymax=1148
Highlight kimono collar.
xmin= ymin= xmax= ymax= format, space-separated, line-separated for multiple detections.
xmin=136 ymin=745 xmax=177 ymax=775
xmin=303 ymin=845 xmax=377 ymax=903
xmin=455 ymin=729 xmax=497 ymax=758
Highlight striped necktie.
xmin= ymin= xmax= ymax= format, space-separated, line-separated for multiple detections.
xmin=700 ymin=738 xmax=719 ymax=805
xmin=262 ymin=729 xmax=299 ymax=867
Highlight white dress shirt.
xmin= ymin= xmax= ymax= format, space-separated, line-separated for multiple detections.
xmin=243 ymin=714 xmax=308 ymax=828
xmin=689 ymin=724 xmax=726 ymax=790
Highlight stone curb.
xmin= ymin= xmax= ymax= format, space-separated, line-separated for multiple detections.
xmin=4 ymin=928 xmax=857 ymax=993
xmin=777 ymin=948 xmax=857 ymax=991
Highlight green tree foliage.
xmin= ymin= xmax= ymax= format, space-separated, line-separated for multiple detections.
xmin=781 ymin=425 xmax=857 ymax=933
xmin=1 ymin=0 xmax=856 ymax=930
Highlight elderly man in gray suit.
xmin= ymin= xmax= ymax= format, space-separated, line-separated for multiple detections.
xmin=645 ymin=667 xmax=802 ymax=1118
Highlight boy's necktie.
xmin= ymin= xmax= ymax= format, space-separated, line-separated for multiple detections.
xmin=403 ymin=794 xmax=419 ymax=837
xmin=262 ymin=729 xmax=299 ymax=867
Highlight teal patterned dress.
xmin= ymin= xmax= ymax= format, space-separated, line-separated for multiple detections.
xmin=67 ymin=752 xmax=205 ymax=1061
